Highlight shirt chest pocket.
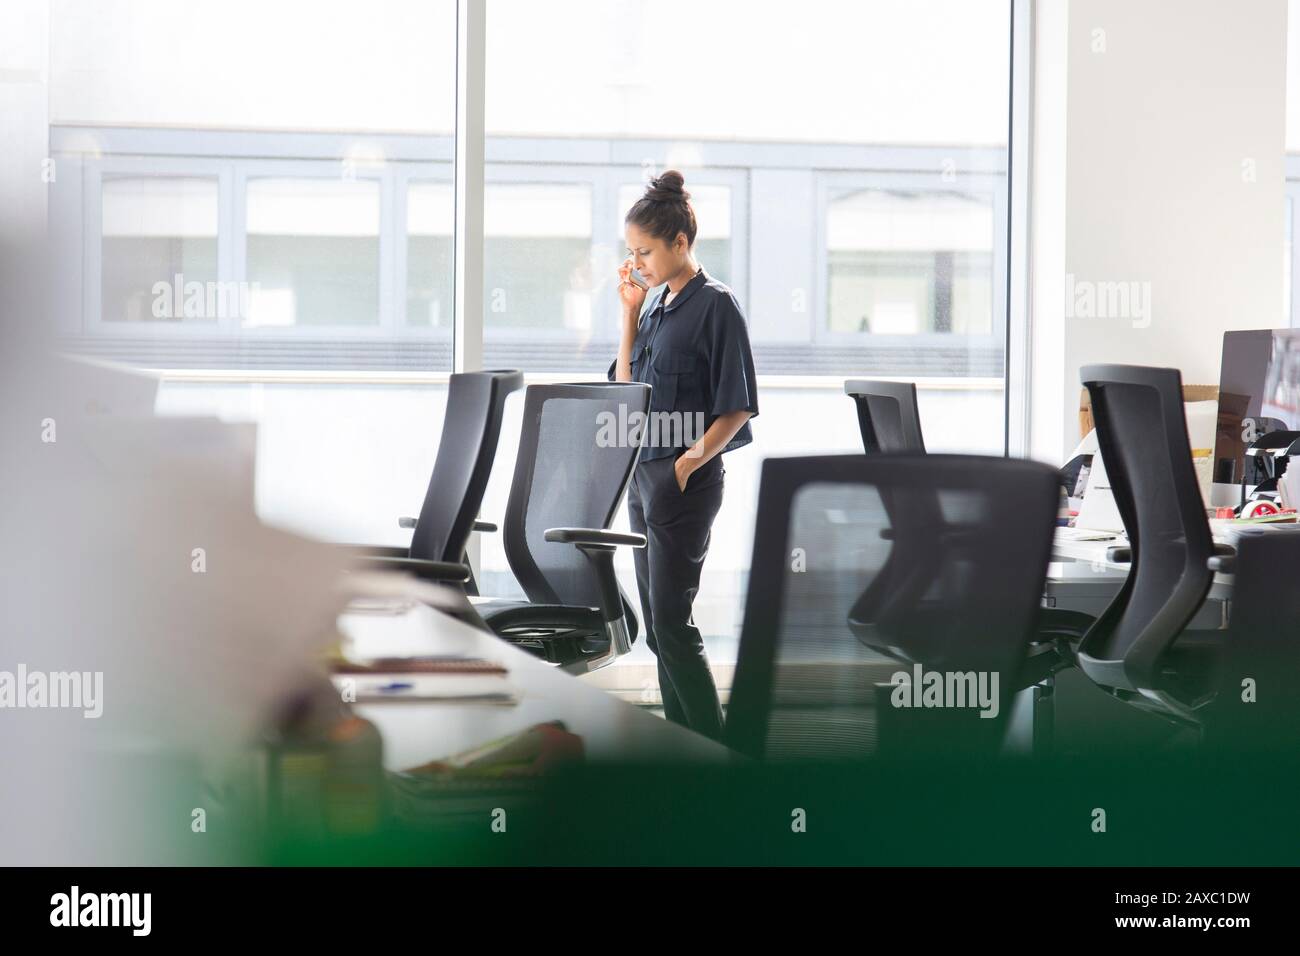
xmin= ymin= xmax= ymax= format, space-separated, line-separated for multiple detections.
xmin=648 ymin=348 xmax=699 ymax=411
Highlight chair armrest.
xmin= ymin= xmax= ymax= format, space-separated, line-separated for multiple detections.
xmin=340 ymin=544 xmax=409 ymax=559
xmin=1207 ymin=542 xmax=1236 ymax=573
xmin=397 ymin=516 xmax=496 ymax=533
xmin=879 ymin=523 xmax=980 ymax=545
xmin=1105 ymin=545 xmax=1132 ymax=563
xmin=354 ymin=555 xmax=472 ymax=584
xmin=544 ymin=527 xmax=647 ymax=549
xmin=541 ymin=529 xmax=643 ymax=625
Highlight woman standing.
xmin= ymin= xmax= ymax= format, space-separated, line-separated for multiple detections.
xmin=608 ymin=170 xmax=759 ymax=742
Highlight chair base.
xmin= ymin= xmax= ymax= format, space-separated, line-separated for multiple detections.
xmin=472 ymin=597 xmax=632 ymax=673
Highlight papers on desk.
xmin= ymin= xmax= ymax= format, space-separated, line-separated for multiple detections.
xmin=387 ymin=721 xmax=584 ymax=827
xmin=333 ymin=656 xmax=507 ymax=675
xmin=342 ymin=570 xmax=479 ymax=618
xmin=1056 ymin=526 xmax=1120 ymax=542
xmin=334 ymin=586 xmax=521 ymax=704
xmin=406 ymin=720 xmax=583 ymax=776
xmin=331 ymin=673 xmax=519 ymax=704
xmin=1211 ymin=516 xmax=1300 ymax=548
xmin=345 ymin=595 xmax=422 ymax=616
xmin=329 ymin=651 xmax=517 ymax=704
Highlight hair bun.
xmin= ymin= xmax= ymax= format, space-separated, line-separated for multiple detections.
xmin=645 ymin=169 xmax=689 ymax=203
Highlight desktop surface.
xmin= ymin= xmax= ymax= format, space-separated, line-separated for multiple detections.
xmin=337 ymin=580 xmax=736 ymax=770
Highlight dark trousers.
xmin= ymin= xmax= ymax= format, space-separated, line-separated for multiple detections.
xmin=626 ymin=451 xmax=726 ymax=741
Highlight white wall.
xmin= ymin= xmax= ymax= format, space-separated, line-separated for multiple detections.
xmin=1031 ymin=0 xmax=1288 ymax=463
xmin=1028 ymin=0 xmax=1070 ymax=463
xmin=1286 ymin=0 xmax=1300 ymax=149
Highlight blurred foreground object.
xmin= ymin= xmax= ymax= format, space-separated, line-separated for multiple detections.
xmin=1 ymin=352 xmax=353 ymax=863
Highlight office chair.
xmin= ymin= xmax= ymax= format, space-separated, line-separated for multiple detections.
xmin=347 ymin=369 xmax=523 ymax=594
xmin=724 ymin=453 xmax=1063 ymax=762
xmin=843 ymin=379 xmax=926 ymax=453
xmin=1203 ymin=529 xmax=1300 ymax=753
xmin=843 ymin=376 xmax=1091 ymax=678
xmin=470 ymin=382 xmax=648 ymax=674
xmin=1074 ymin=364 xmax=1235 ymax=730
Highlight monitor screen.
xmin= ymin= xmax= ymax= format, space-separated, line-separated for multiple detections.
xmin=1213 ymin=328 xmax=1300 ymax=486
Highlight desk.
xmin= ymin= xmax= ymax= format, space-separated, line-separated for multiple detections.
xmin=1046 ymin=531 xmax=1232 ymax=627
xmin=336 ymin=577 xmax=735 ymax=771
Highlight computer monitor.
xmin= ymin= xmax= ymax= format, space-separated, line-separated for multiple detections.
xmin=1212 ymin=329 xmax=1300 ymax=499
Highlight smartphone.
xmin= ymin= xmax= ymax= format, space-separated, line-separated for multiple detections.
xmin=626 ymin=264 xmax=649 ymax=290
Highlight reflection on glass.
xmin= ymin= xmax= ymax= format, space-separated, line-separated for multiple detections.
xmin=827 ymin=188 xmax=994 ymax=336
xmin=245 ymin=178 xmax=380 ymax=328
xmin=406 ymin=179 xmax=454 ymax=328
xmin=484 ymin=182 xmax=593 ymax=333
xmin=101 ymin=177 xmax=218 ymax=323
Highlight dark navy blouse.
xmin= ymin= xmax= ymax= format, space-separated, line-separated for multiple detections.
xmin=607 ymin=266 xmax=759 ymax=462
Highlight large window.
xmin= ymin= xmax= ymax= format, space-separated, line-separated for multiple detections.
xmin=51 ymin=0 xmax=458 ymax=364
xmin=245 ymin=178 xmax=382 ymax=328
xmin=404 ymin=179 xmax=454 ymax=329
xmin=100 ymin=177 xmax=219 ymax=324
xmin=478 ymin=0 xmax=1011 ymax=388
xmin=825 ymin=187 xmax=997 ymax=339
xmin=48 ymin=0 xmax=1022 ymax=672
xmin=473 ymin=0 xmax=1017 ymax=658
xmin=484 ymin=181 xmax=593 ymax=334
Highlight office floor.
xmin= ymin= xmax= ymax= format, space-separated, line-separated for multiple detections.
xmin=496 ymin=562 xmax=744 ymax=714
xmin=580 ymin=635 xmax=738 ymax=713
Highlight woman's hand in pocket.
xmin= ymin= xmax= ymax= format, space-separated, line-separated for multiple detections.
xmin=674 ymin=453 xmax=697 ymax=493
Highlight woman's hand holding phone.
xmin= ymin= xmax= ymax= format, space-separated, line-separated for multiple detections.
xmin=618 ymin=259 xmax=648 ymax=313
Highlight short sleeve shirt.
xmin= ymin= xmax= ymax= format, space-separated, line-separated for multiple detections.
xmin=607 ymin=266 xmax=759 ymax=462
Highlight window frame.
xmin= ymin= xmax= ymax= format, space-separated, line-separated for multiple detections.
xmin=51 ymin=0 xmax=1027 ymax=458
xmin=83 ymin=155 xmax=235 ymax=338
xmin=395 ymin=160 xmax=455 ymax=339
xmin=478 ymin=164 xmax=602 ymax=345
xmin=813 ymin=167 xmax=1008 ymax=353
xmin=234 ymin=158 xmax=394 ymax=339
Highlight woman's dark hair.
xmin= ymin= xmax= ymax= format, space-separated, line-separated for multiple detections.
xmin=625 ymin=169 xmax=697 ymax=248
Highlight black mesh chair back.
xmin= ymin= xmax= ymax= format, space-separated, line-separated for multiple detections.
xmin=408 ymin=370 xmax=523 ymax=565
xmin=1207 ymin=530 xmax=1300 ymax=751
xmin=725 ymin=454 xmax=1060 ymax=762
xmin=844 ymin=380 xmax=926 ymax=453
xmin=1076 ymin=365 xmax=1216 ymax=708
xmin=841 ymin=381 xmax=936 ymax=648
xmin=503 ymin=382 xmax=648 ymax=619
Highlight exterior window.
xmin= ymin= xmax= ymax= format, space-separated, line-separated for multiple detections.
xmin=483 ymin=182 xmax=593 ymax=335
xmin=827 ymin=188 xmax=995 ymax=337
xmin=245 ymin=178 xmax=380 ymax=328
xmin=101 ymin=177 xmax=218 ymax=323
xmin=406 ymin=180 xmax=455 ymax=329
